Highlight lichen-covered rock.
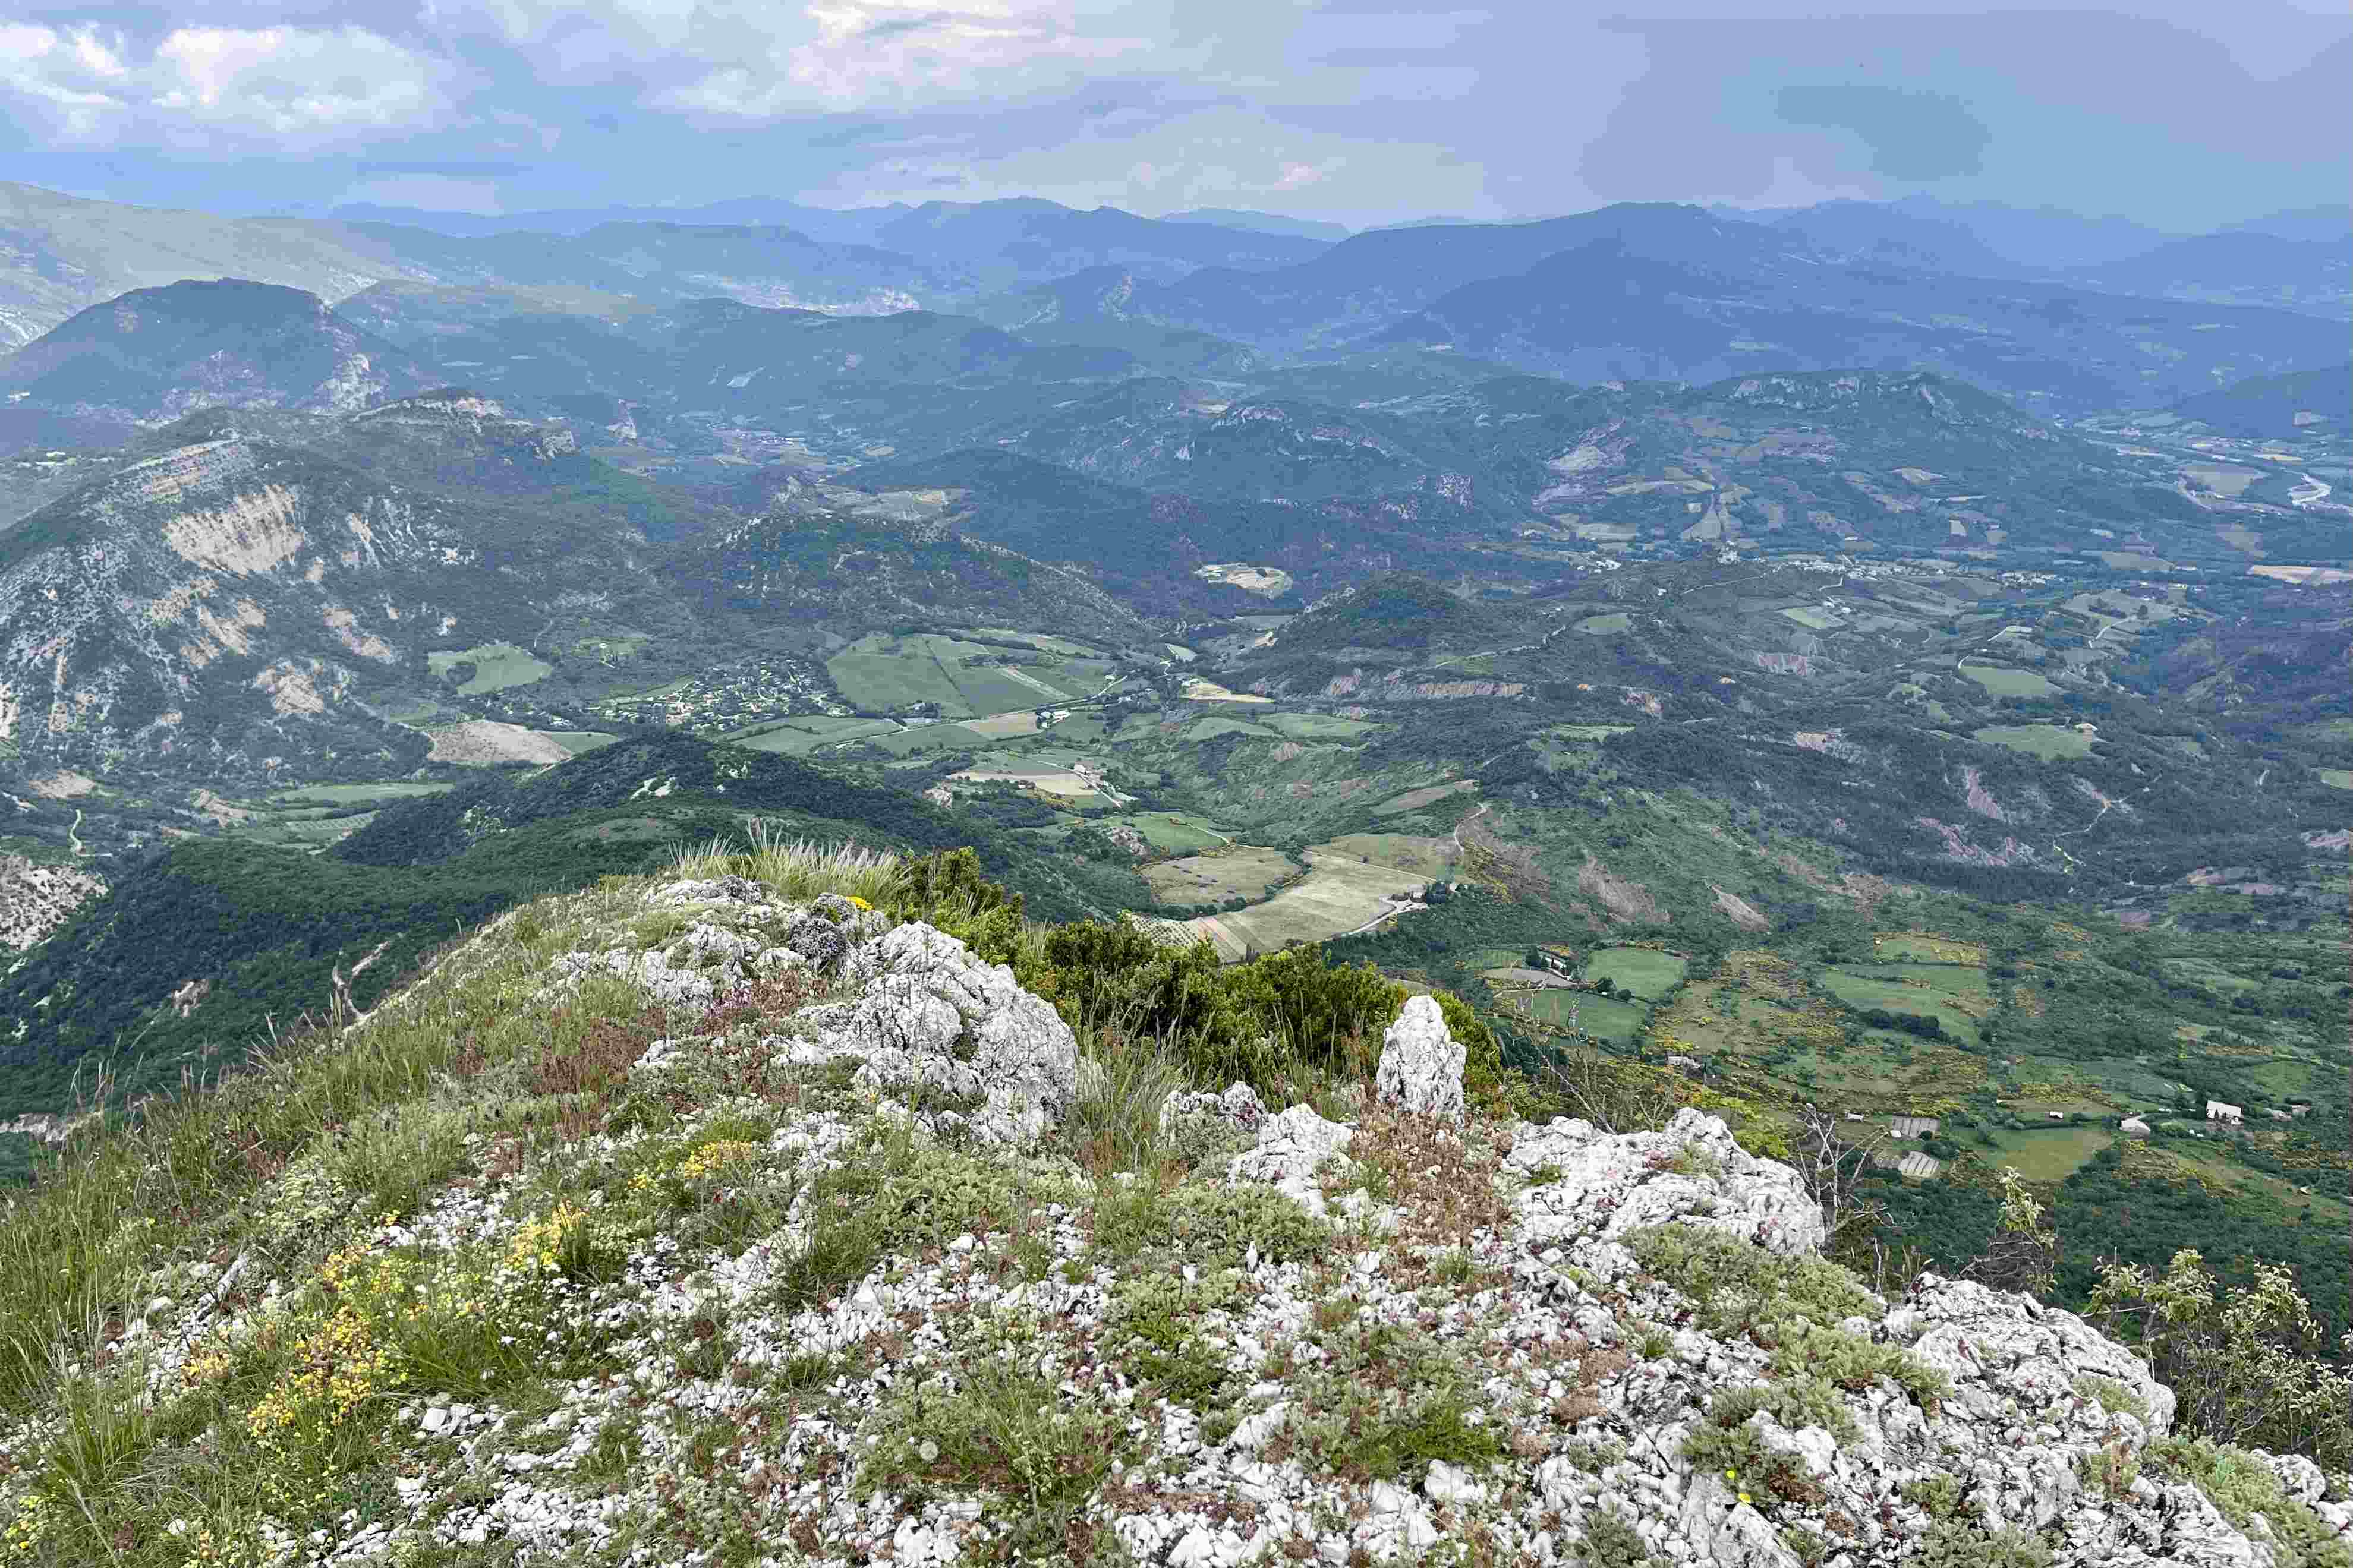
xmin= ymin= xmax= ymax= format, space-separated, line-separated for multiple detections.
xmin=1887 ymin=1273 xmax=2176 ymax=1438
xmin=1160 ymin=1081 xmax=1268 ymax=1137
xmin=1506 ymin=1107 xmax=1828 ymax=1255
xmin=780 ymin=913 xmax=849 ymax=971
xmin=782 ymin=922 xmax=1078 ymax=1146
xmin=1227 ymin=1103 xmax=1355 ymax=1218
xmin=1375 ymin=994 xmax=1464 ymax=1121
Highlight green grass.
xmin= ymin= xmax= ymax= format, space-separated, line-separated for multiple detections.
xmin=1187 ymin=717 xmax=1283 ymax=741
xmin=1982 ymin=1126 xmax=2116 ymax=1181
xmin=2317 ymin=769 xmax=2353 ymax=791
xmin=1574 ymin=613 xmax=1631 ymax=635
xmin=1958 ymin=661 xmax=2058 ymax=699
xmin=1779 ymin=607 xmax=1839 ymax=630
xmin=1517 ymin=988 xmax=1647 ymax=1044
xmin=1263 ymin=713 xmax=1382 ymax=741
xmin=269 ymin=783 xmax=459 ymax=807
xmin=1817 ymin=966 xmax=1987 ymax=1046
xmin=826 ymin=633 xmax=1071 ymax=718
xmin=1973 ymin=724 xmax=2094 ymax=760
xmin=1088 ymin=813 xmax=1231 ymax=854
xmin=427 ymin=643 xmax=554 ymax=695
xmin=543 ymin=731 xmax=620 ymax=756
xmin=730 ymin=717 xmax=903 ymax=754
xmin=1583 ymin=948 xmax=1687 ymax=1001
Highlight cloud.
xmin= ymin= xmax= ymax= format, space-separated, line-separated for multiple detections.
xmin=0 ymin=1 xmax=2341 ymax=231
xmin=0 ymin=20 xmax=461 ymax=147
xmin=1773 ymin=85 xmax=1989 ymax=180
xmin=659 ymin=0 xmax=1161 ymax=118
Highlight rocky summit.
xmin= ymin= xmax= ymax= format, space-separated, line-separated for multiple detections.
xmin=4 ymin=848 xmax=2341 ymax=1568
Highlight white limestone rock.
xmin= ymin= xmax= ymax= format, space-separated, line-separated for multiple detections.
xmin=1227 ymin=1103 xmax=1355 ymax=1219
xmin=1505 ymin=1107 xmax=1828 ymax=1255
xmin=1375 ymin=994 xmax=1464 ymax=1121
xmin=788 ymin=922 xmax=1079 ymax=1146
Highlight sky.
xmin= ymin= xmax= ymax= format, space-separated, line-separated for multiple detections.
xmin=0 ymin=0 xmax=2343 ymax=232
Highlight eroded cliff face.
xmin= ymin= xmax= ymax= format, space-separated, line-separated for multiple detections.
xmin=0 ymin=434 xmax=486 ymax=783
xmin=0 ymin=853 xmax=104 ymax=952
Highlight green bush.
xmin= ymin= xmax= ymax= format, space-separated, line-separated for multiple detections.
xmin=1627 ymin=1225 xmax=1882 ymax=1339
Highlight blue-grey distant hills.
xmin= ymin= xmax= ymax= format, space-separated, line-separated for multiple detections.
xmin=0 ymin=279 xmax=433 ymax=431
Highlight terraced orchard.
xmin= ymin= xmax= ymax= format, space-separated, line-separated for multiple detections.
xmin=2 ymin=848 xmax=2345 ymax=1568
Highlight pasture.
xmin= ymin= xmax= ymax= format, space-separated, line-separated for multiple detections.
xmin=1163 ymin=843 xmax=1439 ymax=961
xmin=1973 ymin=724 xmax=2094 ymax=760
xmin=1583 ymin=947 xmax=1687 ymax=1000
xmin=826 ymin=633 xmax=1089 ymax=718
xmin=1264 ymin=713 xmax=1383 ymax=740
xmin=1142 ymin=847 xmax=1299 ymax=908
xmin=1818 ymin=964 xmax=1989 ymax=1046
xmin=1372 ymin=780 xmax=1477 ymax=817
xmin=1510 ymin=987 xmax=1648 ymax=1045
xmin=1958 ymin=661 xmax=2057 ymax=699
xmin=427 ymin=643 xmax=554 ymax=695
xmin=732 ymin=717 xmax=903 ymax=754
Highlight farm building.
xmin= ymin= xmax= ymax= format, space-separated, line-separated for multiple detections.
xmin=1889 ymin=1116 xmax=1941 ymax=1140
xmin=2206 ymin=1100 xmax=2244 ymax=1125
xmin=2121 ymin=1116 xmax=2152 ymax=1137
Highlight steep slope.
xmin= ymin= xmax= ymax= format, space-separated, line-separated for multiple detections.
xmin=669 ymin=479 xmax=1150 ymax=643
xmin=1270 ymin=573 xmax=1524 ymax=657
xmin=0 ymin=734 xmax=1114 ymax=1112
xmin=1155 ymin=202 xmax=1789 ymax=348
xmin=1375 ymin=239 xmax=2338 ymax=414
xmin=833 ymin=449 xmax=1498 ymax=613
xmin=2166 ymin=364 xmax=2352 ymax=438
xmin=2067 ymin=233 xmax=2352 ymax=318
xmin=0 ymin=181 xmax=421 ymax=346
xmin=0 ymin=422 xmax=663 ymax=785
xmin=0 ymin=851 xmax=2341 ymax=1566
xmin=987 ymin=380 xmax=1500 ymax=512
xmin=346 ymin=220 xmax=941 ymax=316
xmin=0 ymin=280 xmax=432 ymax=437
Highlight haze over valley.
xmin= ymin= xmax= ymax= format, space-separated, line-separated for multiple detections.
xmin=0 ymin=4 xmax=2346 ymax=1562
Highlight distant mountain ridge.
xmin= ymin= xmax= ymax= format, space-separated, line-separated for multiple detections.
xmin=0 ymin=280 xmax=433 ymax=431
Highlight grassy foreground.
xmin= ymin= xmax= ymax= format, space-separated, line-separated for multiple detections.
xmin=0 ymin=836 xmax=2343 ymax=1567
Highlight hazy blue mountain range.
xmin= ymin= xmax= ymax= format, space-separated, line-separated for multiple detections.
xmin=0 ymin=280 xmax=433 ymax=433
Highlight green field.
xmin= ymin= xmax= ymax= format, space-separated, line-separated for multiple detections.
xmin=1142 ymin=847 xmax=1299 ymax=908
xmin=731 ymin=717 xmax=905 ymax=754
xmin=2318 ymin=768 xmax=2353 ymax=791
xmin=1093 ymin=813 xmax=1233 ymax=854
xmin=1318 ymin=833 xmax=1460 ymax=879
xmin=1779 ymin=607 xmax=1839 ymax=630
xmin=1189 ymin=717 xmax=1284 ymax=741
xmin=1818 ymin=964 xmax=1988 ymax=1046
xmin=269 ymin=781 xmax=459 ymax=807
xmin=1873 ymin=934 xmax=1987 ymax=965
xmin=1973 ymin=724 xmax=2094 ymax=760
xmin=543 ymin=731 xmax=620 ymax=756
xmin=1264 ymin=713 xmax=1382 ymax=741
xmin=1574 ymin=613 xmax=1631 ymax=635
xmin=1515 ymin=988 xmax=1647 ymax=1044
xmin=1958 ymin=661 xmax=2058 ymax=699
xmin=427 ymin=643 xmax=555 ymax=695
xmin=1372 ymin=780 xmax=1477 ymax=817
xmin=1982 ymin=1126 xmax=2116 ymax=1182
xmin=826 ymin=633 xmax=1081 ymax=718
xmin=1583 ymin=947 xmax=1687 ymax=1000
